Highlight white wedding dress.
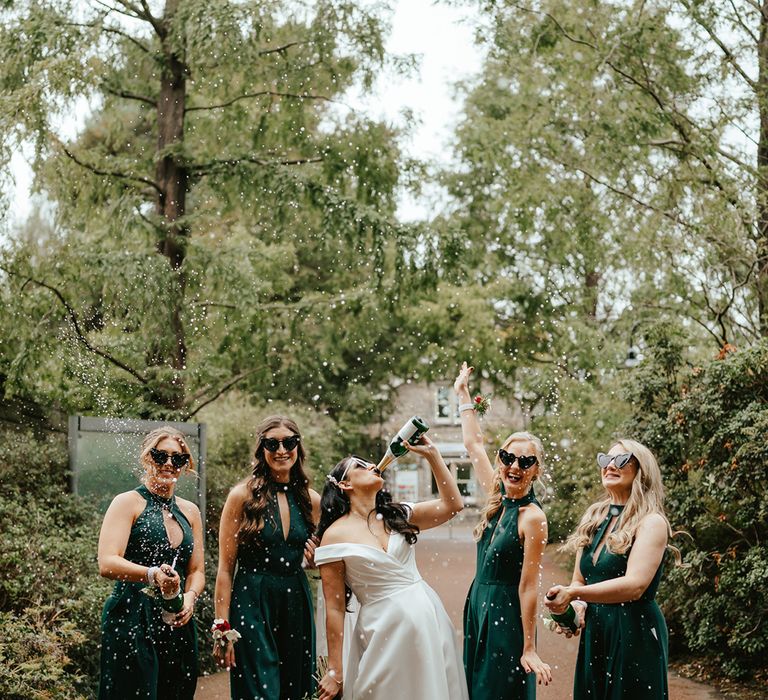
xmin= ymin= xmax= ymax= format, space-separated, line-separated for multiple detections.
xmin=314 ymin=529 xmax=469 ymax=700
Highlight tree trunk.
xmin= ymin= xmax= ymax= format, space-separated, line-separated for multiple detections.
xmin=584 ymin=269 xmax=600 ymax=321
xmin=154 ymin=0 xmax=188 ymax=410
xmin=757 ymin=1 xmax=768 ymax=336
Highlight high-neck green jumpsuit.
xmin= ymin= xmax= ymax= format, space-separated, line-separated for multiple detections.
xmin=464 ymin=490 xmax=541 ymax=700
xmin=99 ymin=485 xmax=198 ymax=700
xmin=229 ymin=483 xmax=315 ymax=700
xmin=574 ymin=503 xmax=668 ymax=699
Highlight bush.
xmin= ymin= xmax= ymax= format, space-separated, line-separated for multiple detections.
xmin=0 ymin=607 xmax=87 ymax=700
xmin=0 ymin=427 xmax=108 ymax=698
xmin=623 ymin=328 xmax=768 ymax=679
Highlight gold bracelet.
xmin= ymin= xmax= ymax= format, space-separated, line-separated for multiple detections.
xmin=327 ymin=669 xmax=343 ymax=686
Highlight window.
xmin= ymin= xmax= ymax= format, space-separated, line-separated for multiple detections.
xmin=435 ymin=386 xmax=458 ymax=423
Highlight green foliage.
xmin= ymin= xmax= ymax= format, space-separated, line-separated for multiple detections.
xmin=623 ymin=332 xmax=768 ymax=678
xmin=0 ymin=428 xmax=109 ymax=697
xmin=0 ymin=0 xmax=430 ymax=424
xmin=529 ymin=373 xmax=631 ymax=542
xmin=0 ymin=608 xmax=87 ymax=700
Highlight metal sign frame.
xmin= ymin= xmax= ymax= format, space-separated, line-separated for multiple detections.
xmin=68 ymin=415 xmax=206 ymax=526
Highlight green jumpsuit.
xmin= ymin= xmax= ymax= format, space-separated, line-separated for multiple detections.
xmin=575 ymin=503 xmax=668 ymax=699
xmin=464 ymin=490 xmax=540 ymax=700
xmin=99 ymin=485 xmax=198 ymax=700
xmin=229 ymin=483 xmax=315 ymax=700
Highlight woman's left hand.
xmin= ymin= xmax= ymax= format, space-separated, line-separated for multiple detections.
xmin=303 ymin=535 xmax=319 ymax=569
xmin=317 ymin=669 xmax=343 ymax=700
xmin=544 ymin=585 xmax=573 ymax=614
xmin=520 ymin=650 xmax=552 ymax=686
xmin=172 ymin=591 xmax=197 ymax=627
xmin=403 ymin=434 xmax=437 ymax=459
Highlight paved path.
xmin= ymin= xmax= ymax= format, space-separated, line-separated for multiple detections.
xmin=196 ymin=522 xmax=722 ymax=699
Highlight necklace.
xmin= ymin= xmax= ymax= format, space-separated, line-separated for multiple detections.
xmin=146 ymin=487 xmax=175 ymax=516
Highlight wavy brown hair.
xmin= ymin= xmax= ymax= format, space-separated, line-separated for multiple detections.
xmin=473 ymin=431 xmax=544 ymax=541
xmin=237 ymin=415 xmax=314 ymax=547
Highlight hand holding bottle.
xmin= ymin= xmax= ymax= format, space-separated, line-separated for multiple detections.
xmin=549 ymin=601 xmax=586 ymax=638
xmin=156 ymin=565 xmax=180 ymax=597
xmin=402 ymin=434 xmax=438 ymax=460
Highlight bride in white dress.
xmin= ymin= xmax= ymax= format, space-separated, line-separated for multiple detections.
xmin=314 ymin=438 xmax=470 ymax=700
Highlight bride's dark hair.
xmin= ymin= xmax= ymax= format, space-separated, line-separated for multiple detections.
xmin=316 ymin=456 xmax=420 ymax=544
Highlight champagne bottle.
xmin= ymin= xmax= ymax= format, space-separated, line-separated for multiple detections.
xmin=546 ymin=593 xmax=579 ymax=633
xmin=160 ymin=574 xmax=184 ymax=625
xmin=376 ymin=415 xmax=430 ymax=472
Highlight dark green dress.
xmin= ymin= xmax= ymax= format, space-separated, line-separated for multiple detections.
xmin=464 ymin=490 xmax=541 ymax=700
xmin=574 ymin=504 xmax=668 ymax=699
xmin=99 ymin=485 xmax=198 ymax=700
xmin=230 ymin=483 xmax=315 ymax=700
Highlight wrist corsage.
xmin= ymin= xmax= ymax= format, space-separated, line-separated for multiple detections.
xmin=211 ymin=619 xmax=242 ymax=647
xmin=459 ymin=393 xmax=492 ymax=417
xmin=472 ymin=393 xmax=492 ymax=416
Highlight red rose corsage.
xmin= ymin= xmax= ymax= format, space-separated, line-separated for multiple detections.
xmin=473 ymin=393 xmax=492 ymax=417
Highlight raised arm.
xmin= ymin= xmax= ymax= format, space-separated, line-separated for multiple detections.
xmin=404 ymin=435 xmax=464 ymax=531
xmin=213 ymin=484 xmax=247 ymax=668
xmin=546 ymin=514 xmax=668 ymax=609
xmin=318 ymin=560 xmax=347 ymax=700
xmin=454 ymin=362 xmax=496 ymax=495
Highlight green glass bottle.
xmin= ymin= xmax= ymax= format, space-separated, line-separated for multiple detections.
xmin=160 ymin=578 xmax=184 ymax=624
xmin=376 ymin=415 xmax=430 ymax=471
xmin=546 ymin=594 xmax=578 ymax=633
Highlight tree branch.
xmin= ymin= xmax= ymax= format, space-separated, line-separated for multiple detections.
xmin=259 ymin=41 xmax=306 ymax=56
xmin=638 ymin=301 xmax=724 ymax=345
xmin=510 ymin=2 xmax=597 ymax=50
xmin=727 ymin=0 xmax=760 ymax=45
xmin=553 ymin=156 xmax=695 ymax=229
xmin=190 ymin=301 xmax=238 ymax=309
xmin=104 ymin=86 xmax=156 ymax=107
xmin=60 ymin=143 xmax=163 ymax=194
xmin=113 ymin=0 xmax=164 ymax=37
xmin=66 ymin=17 xmax=154 ymax=55
xmin=183 ymin=368 xmax=264 ymax=419
xmin=677 ymin=0 xmax=757 ymax=90
xmin=2 ymin=266 xmax=149 ymax=385
xmin=185 ymin=90 xmax=335 ymax=112
xmin=189 ymin=155 xmax=323 ymax=174
xmin=528 ymin=353 xmax=580 ymax=380
xmin=92 ymin=0 xmax=142 ymax=23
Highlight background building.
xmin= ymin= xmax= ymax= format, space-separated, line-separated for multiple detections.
xmin=372 ymin=381 xmax=523 ymax=506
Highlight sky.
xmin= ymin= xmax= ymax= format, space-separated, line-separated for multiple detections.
xmin=6 ymin=0 xmax=484 ymax=231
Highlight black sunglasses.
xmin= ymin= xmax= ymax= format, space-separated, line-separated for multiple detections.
xmin=150 ymin=447 xmax=190 ymax=469
xmin=498 ymin=449 xmax=538 ymax=470
xmin=261 ymin=435 xmax=301 ymax=452
xmin=597 ymin=452 xmax=634 ymax=470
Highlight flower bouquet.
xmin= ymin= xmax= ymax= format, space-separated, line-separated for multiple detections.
xmin=303 ymin=656 xmax=341 ymax=699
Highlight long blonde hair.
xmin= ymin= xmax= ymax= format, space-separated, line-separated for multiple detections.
xmin=564 ymin=438 xmax=682 ymax=564
xmin=473 ymin=431 xmax=544 ymax=541
xmin=139 ymin=426 xmax=196 ymax=479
